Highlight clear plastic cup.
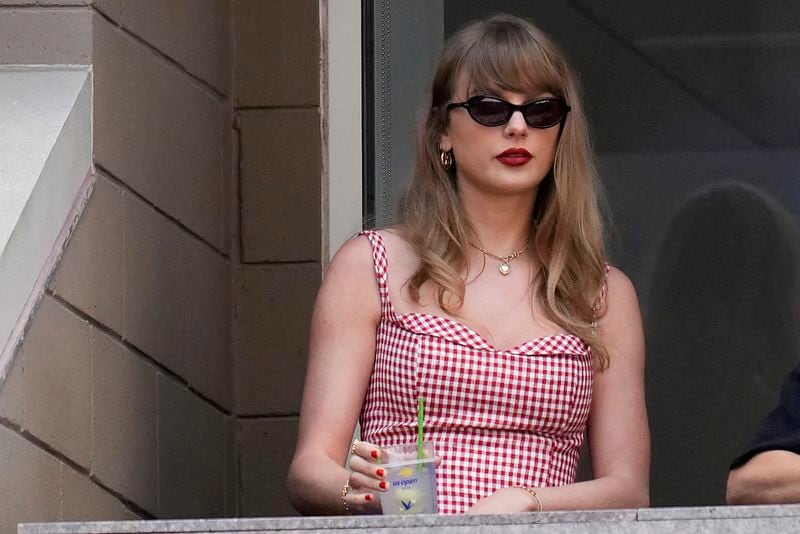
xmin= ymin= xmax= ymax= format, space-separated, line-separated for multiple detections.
xmin=379 ymin=442 xmax=438 ymax=515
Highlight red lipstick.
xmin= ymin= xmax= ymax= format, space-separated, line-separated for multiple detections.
xmin=497 ymin=148 xmax=532 ymax=166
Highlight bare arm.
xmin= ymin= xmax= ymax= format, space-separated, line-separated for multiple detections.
xmin=287 ymin=236 xmax=384 ymax=514
xmin=727 ymin=450 xmax=800 ymax=504
xmin=468 ymin=267 xmax=650 ymax=513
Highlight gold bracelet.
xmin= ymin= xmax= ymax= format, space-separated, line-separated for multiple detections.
xmin=341 ymin=477 xmax=352 ymax=515
xmin=515 ymin=486 xmax=543 ymax=512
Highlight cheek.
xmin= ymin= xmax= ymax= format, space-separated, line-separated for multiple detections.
xmin=449 ymin=134 xmax=484 ymax=166
xmin=537 ymin=132 xmax=560 ymax=163
xmin=448 ymin=115 xmax=488 ymax=148
xmin=452 ymin=138 xmax=490 ymax=172
xmin=454 ymin=125 xmax=494 ymax=152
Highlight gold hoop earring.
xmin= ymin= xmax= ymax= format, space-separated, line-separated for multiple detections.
xmin=439 ymin=149 xmax=453 ymax=171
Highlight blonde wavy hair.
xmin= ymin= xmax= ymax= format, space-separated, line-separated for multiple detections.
xmin=397 ymin=14 xmax=610 ymax=368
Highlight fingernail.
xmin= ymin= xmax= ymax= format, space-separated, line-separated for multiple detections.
xmin=365 ymin=494 xmax=373 ymax=502
xmin=379 ymin=481 xmax=388 ymax=490
xmin=376 ymin=468 xmax=385 ymax=477
xmin=371 ymin=450 xmax=379 ymax=459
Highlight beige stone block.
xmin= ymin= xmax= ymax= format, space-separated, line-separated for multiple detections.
xmin=124 ymin=194 xmax=232 ymax=409
xmin=0 ymin=426 xmax=61 ymax=528
xmin=0 ymin=8 xmax=92 ymax=64
xmin=93 ymin=14 xmax=227 ymax=249
xmin=61 ymin=466 xmax=132 ymax=521
xmin=235 ymin=264 xmax=320 ymax=415
xmin=239 ymin=109 xmax=322 ymax=262
xmin=0 ymin=351 xmax=24 ymax=426
xmin=234 ymin=0 xmax=320 ymax=107
xmin=221 ymin=115 xmax=234 ymax=257
xmin=50 ymin=174 xmax=124 ymax=333
xmin=94 ymin=0 xmax=230 ymax=95
xmin=92 ymin=0 xmax=123 ymax=19
xmin=225 ymin=416 xmax=239 ymax=517
xmin=21 ymin=295 xmax=92 ymax=468
xmin=238 ymin=417 xmax=299 ymax=517
xmin=92 ymin=329 xmax=158 ymax=514
xmin=157 ymin=375 xmax=226 ymax=519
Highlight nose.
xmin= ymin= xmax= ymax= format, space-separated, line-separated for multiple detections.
xmin=504 ymin=110 xmax=528 ymax=137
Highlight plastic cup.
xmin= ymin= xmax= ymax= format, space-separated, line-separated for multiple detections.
xmin=379 ymin=442 xmax=438 ymax=515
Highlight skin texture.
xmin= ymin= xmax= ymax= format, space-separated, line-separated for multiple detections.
xmin=286 ymin=84 xmax=649 ymax=515
xmin=727 ymin=450 xmax=800 ymax=505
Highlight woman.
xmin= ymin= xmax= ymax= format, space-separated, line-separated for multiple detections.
xmin=287 ymin=14 xmax=649 ymax=515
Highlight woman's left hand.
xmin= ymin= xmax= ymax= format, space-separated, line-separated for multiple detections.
xmin=465 ymin=487 xmax=539 ymax=515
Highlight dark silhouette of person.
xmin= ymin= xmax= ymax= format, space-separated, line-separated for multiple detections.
xmin=646 ymin=180 xmax=800 ymax=506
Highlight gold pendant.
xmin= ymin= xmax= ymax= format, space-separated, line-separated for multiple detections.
xmin=498 ymin=262 xmax=511 ymax=275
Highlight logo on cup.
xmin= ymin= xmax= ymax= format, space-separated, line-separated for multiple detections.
xmin=393 ymin=478 xmax=418 ymax=488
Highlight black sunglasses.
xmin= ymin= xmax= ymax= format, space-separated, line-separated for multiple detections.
xmin=446 ymin=95 xmax=571 ymax=129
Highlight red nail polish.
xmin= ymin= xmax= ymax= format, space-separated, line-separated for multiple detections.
xmin=371 ymin=450 xmax=379 ymax=459
xmin=379 ymin=481 xmax=388 ymax=490
xmin=376 ymin=468 xmax=385 ymax=477
xmin=365 ymin=494 xmax=373 ymax=502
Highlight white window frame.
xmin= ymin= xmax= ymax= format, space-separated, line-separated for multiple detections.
xmin=323 ymin=0 xmax=363 ymax=267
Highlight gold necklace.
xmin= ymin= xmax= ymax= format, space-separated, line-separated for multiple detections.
xmin=471 ymin=238 xmax=533 ymax=276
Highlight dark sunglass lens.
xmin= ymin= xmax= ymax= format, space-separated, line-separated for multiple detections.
xmin=468 ymin=98 xmax=511 ymax=126
xmin=524 ymin=100 xmax=566 ymax=128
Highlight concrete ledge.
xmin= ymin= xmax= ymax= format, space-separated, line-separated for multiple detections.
xmin=0 ymin=66 xmax=93 ymax=385
xmin=18 ymin=505 xmax=800 ymax=533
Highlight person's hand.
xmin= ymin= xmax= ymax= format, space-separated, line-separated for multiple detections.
xmin=465 ymin=487 xmax=540 ymax=515
xmin=344 ymin=439 xmax=386 ymax=514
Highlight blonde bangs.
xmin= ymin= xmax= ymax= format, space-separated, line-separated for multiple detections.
xmin=458 ymin=25 xmax=565 ymax=99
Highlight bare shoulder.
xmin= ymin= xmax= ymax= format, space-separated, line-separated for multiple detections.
xmin=326 ymin=233 xmax=376 ymax=283
xmin=604 ymin=265 xmax=640 ymax=314
xmin=319 ymin=234 xmax=382 ymax=320
xmin=599 ymin=265 xmax=645 ymax=358
xmin=327 ymin=229 xmax=419 ymax=281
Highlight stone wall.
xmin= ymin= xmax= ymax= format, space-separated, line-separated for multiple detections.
xmin=231 ymin=0 xmax=322 ymax=517
xmin=0 ymin=0 xmax=325 ymax=529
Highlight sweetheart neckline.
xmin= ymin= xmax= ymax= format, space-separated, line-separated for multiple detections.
xmin=394 ymin=310 xmax=586 ymax=353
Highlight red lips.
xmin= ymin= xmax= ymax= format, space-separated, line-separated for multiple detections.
xmin=497 ymin=148 xmax=532 ymax=166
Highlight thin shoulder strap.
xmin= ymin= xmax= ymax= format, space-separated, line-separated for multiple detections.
xmin=591 ymin=263 xmax=611 ymax=334
xmin=359 ymin=230 xmax=393 ymax=316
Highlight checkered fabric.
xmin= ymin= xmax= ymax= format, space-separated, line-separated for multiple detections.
xmin=358 ymin=231 xmax=594 ymax=515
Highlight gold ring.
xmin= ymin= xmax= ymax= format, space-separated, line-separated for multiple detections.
xmin=350 ymin=439 xmax=360 ymax=456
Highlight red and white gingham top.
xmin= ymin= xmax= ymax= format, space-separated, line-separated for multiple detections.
xmin=358 ymin=230 xmax=594 ymax=514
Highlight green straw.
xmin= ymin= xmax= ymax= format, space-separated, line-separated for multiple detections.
xmin=417 ymin=396 xmax=425 ymax=461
